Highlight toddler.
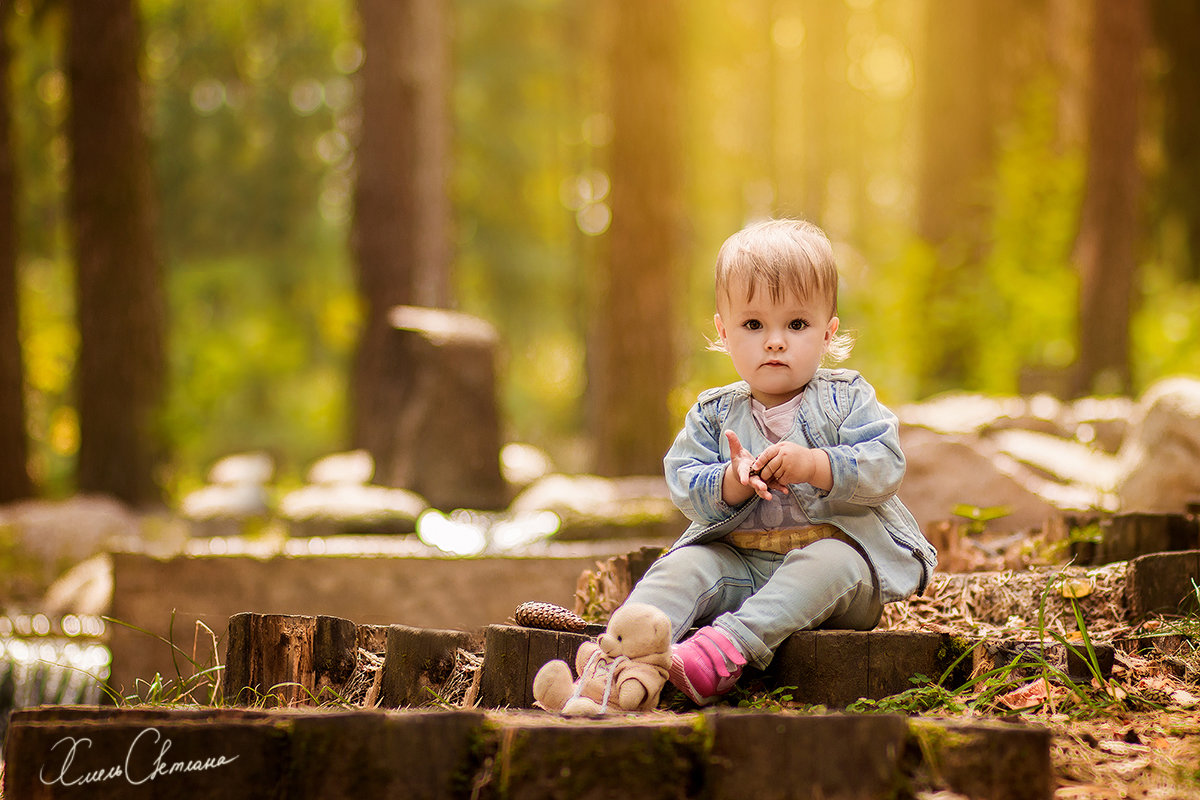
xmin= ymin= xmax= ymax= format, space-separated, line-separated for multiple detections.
xmin=624 ymin=218 xmax=938 ymax=706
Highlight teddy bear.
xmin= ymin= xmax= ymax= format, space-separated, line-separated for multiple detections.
xmin=532 ymin=602 xmax=672 ymax=716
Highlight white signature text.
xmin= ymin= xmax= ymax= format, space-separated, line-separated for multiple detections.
xmin=39 ymin=727 xmax=240 ymax=787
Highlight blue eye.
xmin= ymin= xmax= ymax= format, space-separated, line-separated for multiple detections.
xmin=789 ymin=319 xmax=809 ymax=331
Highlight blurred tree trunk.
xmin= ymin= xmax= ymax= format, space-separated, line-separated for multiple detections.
xmin=0 ymin=4 xmax=32 ymax=503
xmin=1152 ymin=0 xmax=1200 ymax=281
xmin=1071 ymin=0 xmax=1148 ymax=397
xmin=350 ymin=0 xmax=452 ymax=461
xmin=66 ymin=0 xmax=166 ymax=507
xmin=794 ymin=0 xmax=847 ymax=223
xmin=593 ymin=0 xmax=683 ymax=477
xmin=914 ymin=0 xmax=1007 ymax=394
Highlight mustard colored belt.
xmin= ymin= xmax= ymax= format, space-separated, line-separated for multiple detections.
xmin=719 ymin=524 xmax=848 ymax=555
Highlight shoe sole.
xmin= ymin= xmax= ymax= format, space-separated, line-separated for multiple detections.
xmin=668 ymin=654 xmax=719 ymax=706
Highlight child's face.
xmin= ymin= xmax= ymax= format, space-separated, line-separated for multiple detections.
xmin=714 ymin=281 xmax=838 ymax=408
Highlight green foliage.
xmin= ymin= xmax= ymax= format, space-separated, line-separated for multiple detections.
xmin=6 ymin=0 xmax=1200 ymax=500
xmin=973 ymin=79 xmax=1083 ymax=393
xmin=160 ymin=249 xmax=355 ymax=496
xmin=951 ymin=504 xmax=1012 ymax=536
xmin=847 ymin=675 xmax=966 ymax=715
xmin=1133 ymin=261 xmax=1200 ymax=386
xmin=144 ymin=0 xmax=359 ymax=492
xmin=733 ymin=683 xmax=796 ymax=712
xmin=103 ymin=613 xmax=225 ymax=706
xmin=1067 ymin=522 xmax=1103 ymax=545
xmin=454 ymin=0 xmax=592 ymax=459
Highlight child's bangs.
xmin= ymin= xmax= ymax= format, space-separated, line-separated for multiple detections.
xmin=723 ymin=248 xmax=831 ymax=310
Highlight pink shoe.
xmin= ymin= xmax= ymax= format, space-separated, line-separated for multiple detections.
xmin=669 ymin=626 xmax=747 ymax=706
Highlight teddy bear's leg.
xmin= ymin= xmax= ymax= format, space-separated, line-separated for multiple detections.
xmin=561 ymin=696 xmax=604 ymax=717
xmin=616 ymin=679 xmax=651 ymax=711
xmin=532 ymin=659 xmax=575 ymax=712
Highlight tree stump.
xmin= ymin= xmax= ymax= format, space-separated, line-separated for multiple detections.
xmin=1125 ymin=550 xmax=1200 ymax=621
xmin=477 ymin=624 xmax=593 ymax=708
xmin=1071 ymin=512 xmax=1199 ymax=565
xmin=379 ymin=624 xmax=482 ymax=708
xmin=223 ymin=613 xmax=360 ymax=706
xmin=377 ymin=305 xmax=505 ymax=511
xmin=573 ymin=545 xmax=665 ymax=620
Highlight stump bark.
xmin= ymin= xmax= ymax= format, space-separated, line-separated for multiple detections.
xmin=1070 ymin=512 xmax=1199 ymax=565
xmin=573 ymin=545 xmax=664 ymax=620
xmin=477 ymin=624 xmax=593 ymax=708
xmin=377 ymin=305 xmax=505 ymax=510
xmin=379 ymin=624 xmax=482 ymax=707
xmin=223 ymin=613 xmax=360 ymax=706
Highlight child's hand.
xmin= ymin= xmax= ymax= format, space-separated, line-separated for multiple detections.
xmin=751 ymin=442 xmax=833 ymax=493
xmin=724 ymin=431 xmax=774 ymax=501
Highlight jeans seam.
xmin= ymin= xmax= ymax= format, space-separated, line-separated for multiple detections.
xmin=684 ymin=576 xmax=753 ymax=641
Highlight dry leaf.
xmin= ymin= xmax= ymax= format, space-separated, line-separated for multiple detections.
xmin=998 ymin=677 xmax=1051 ymax=710
xmin=1060 ymin=577 xmax=1094 ymax=598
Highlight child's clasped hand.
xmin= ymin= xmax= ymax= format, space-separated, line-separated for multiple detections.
xmin=725 ymin=430 xmax=790 ymax=500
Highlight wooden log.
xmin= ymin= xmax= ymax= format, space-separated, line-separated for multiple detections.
xmin=378 ymin=306 xmax=505 ymax=510
xmin=923 ymin=720 xmax=1053 ymax=800
xmin=285 ymin=710 xmax=485 ymax=800
xmin=573 ymin=545 xmax=665 ymax=619
xmin=477 ymin=624 xmax=591 ymax=708
xmin=5 ymin=711 xmax=288 ymax=799
xmin=1072 ymin=512 xmax=1200 ymax=565
xmin=707 ymin=713 xmax=910 ymax=799
xmin=378 ymin=624 xmax=482 ymax=708
xmin=1125 ymin=549 xmax=1200 ymax=621
xmin=496 ymin=720 xmax=706 ymax=798
xmin=1065 ymin=642 xmax=1115 ymax=681
xmin=766 ymin=630 xmax=966 ymax=708
xmin=223 ymin=612 xmax=360 ymax=706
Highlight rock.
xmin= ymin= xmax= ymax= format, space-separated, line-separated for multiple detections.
xmin=986 ymin=429 xmax=1120 ymax=492
xmin=897 ymin=427 xmax=1062 ymax=533
xmin=182 ymin=452 xmax=275 ymax=536
xmin=509 ymin=474 xmax=685 ymax=541
xmin=898 ymin=393 xmax=1048 ymax=436
xmin=41 ymin=553 xmax=113 ymax=617
xmin=181 ymin=482 xmax=271 ymax=521
xmin=307 ymin=450 xmax=375 ymax=486
xmin=279 ymin=483 xmax=427 ymax=536
xmin=1070 ymin=396 xmax=1135 ymax=453
xmin=1116 ymin=377 xmax=1200 ymax=513
xmin=500 ymin=442 xmax=554 ymax=489
xmin=208 ymin=451 xmax=275 ymax=486
xmin=0 ymin=495 xmax=140 ymax=578
xmin=896 ymin=392 xmax=1137 ymax=530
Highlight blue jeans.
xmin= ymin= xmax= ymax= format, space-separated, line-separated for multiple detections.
xmin=625 ymin=538 xmax=882 ymax=669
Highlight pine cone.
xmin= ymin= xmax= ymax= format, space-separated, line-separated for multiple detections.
xmin=514 ymin=601 xmax=588 ymax=633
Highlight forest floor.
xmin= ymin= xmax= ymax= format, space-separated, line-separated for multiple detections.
xmin=864 ymin=558 xmax=1200 ymax=799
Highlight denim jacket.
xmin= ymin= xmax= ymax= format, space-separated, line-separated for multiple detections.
xmin=662 ymin=368 xmax=937 ymax=604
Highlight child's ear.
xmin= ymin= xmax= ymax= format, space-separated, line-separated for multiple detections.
xmin=713 ymin=313 xmax=727 ymax=343
xmin=824 ymin=316 xmax=840 ymax=347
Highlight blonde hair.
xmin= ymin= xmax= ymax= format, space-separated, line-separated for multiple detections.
xmin=712 ymin=218 xmax=855 ymax=364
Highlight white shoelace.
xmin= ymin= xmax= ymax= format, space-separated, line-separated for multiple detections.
xmin=566 ymin=648 xmax=629 ymax=713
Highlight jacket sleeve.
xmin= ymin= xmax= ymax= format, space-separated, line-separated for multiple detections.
xmin=663 ymin=400 xmax=738 ymax=524
xmin=822 ymin=376 xmax=907 ymax=507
